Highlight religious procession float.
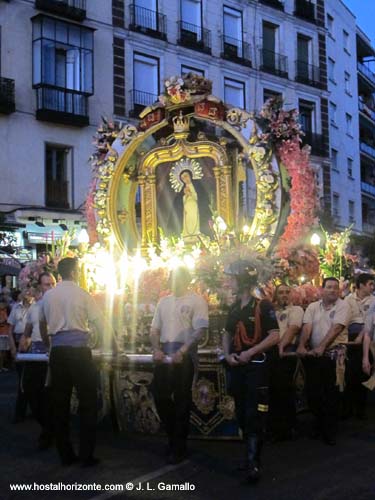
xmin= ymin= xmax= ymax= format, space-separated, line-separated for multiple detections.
xmin=18 ymin=74 xmax=365 ymax=437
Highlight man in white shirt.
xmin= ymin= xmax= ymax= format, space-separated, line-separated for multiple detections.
xmin=150 ymin=266 xmax=208 ymax=465
xmin=8 ymin=288 xmax=33 ymax=423
xmin=344 ymin=273 xmax=375 ymax=418
xmin=297 ymin=277 xmax=350 ymax=445
xmin=40 ymin=257 xmax=103 ymax=467
xmin=21 ymin=272 xmax=56 ymax=450
xmin=269 ymin=284 xmax=304 ymax=441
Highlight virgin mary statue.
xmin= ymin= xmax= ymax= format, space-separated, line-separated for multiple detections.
xmin=169 ymin=158 xmax=207 ymax=241
xmin=180 ymin=170 xmax=199 ymax=237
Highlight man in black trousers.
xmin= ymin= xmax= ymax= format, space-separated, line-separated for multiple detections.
xmin=150 ymin=266 xmax=209 ymax=464
xmin=40 ymin=257 xmax=103 ymax=467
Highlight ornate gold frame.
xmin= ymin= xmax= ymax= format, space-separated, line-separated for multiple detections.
xmin=107 ymin=110 xmax=283 ymax=254
xmin=137 ymin=121 xmax=232 ymax=248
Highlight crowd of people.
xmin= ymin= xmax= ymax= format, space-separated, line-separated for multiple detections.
xmin=1 ymin=261 xmax=375 ymax=484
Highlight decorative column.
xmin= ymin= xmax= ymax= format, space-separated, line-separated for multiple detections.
xmin=220 ymin=165 xmax=233 ymax=226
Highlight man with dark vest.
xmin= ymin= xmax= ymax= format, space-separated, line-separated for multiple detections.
xmin=222 ymin=267 xmax=279 ymax=483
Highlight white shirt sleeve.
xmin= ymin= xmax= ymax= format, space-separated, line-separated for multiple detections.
xmin=192 ymin=296 xmax=209 ymax=330
xmin=151 ymin=301 xmax=162 ymax=331
xmin=289 ymin=306 xmax=304 ymax=328
xmin=7 ymin=306 xmax=16 ymax=326
xmin=303 ymin=303 xmax=314 ymax=324
xmin=333 ymin=300 xmax=350 ymax=326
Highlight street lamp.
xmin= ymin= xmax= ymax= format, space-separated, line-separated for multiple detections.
xmin=78 ymin=228 xmax=90 ymax=245
xmin=310 ymin=233 xmax=321 ymax=246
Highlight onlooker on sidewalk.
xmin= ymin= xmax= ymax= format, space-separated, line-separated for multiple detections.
xmin=0 ymin=302 xmax=10 ymax=372
xmin=8 ymin=288 xmax=34 ymax=423
xmin=21 ymin=272 xmax=56 ymax=450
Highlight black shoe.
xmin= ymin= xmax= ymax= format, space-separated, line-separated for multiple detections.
xmin=323 ymin=436 xmax=336 ymax=446
xmin=81 ymin=457 xmax=101 ymax=467
xmin=247 ymin=463 xmax=261 ymax=483
xmin=37 ymin=435 xmax=54 ymax=451
xmin=166 ymin=451 xmax=188 ymax=465
xmin=61 ymin=455 xmax=79 ymax=466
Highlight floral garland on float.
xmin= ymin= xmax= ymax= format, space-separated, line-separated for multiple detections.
xmin=81 ymin=75 xmax=364 ymax=331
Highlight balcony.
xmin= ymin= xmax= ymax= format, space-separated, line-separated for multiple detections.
xmin=35 ymin=85 xmax=89 ymax=126
xmin=359 ymin=98 xmax=375 ymax=123
xmin=358 ymin=61 xmax=375 ymax=88
xmin=294 ymin=0 xmax=315 ymax=23
xmin=362 ymin=221 xmax=375 ymax=235
xmin=295 ymin=61 xmax=323 ymax=88
xmin=129 ymin=89 xmax=158 ymax=117
xmin=177 ymin=21 xmax=211 ymax=55
xmin=129 ymin=4 xmax=167 ymax=41
xmin=35 ymin=0 xmax=86 ymax=22
xmin=0 ymin=77 xmax=15 ymax=114
xmin=46 ymin=180 xmax=70 ymax=209
xmin=302 ymin=131 xmax=327 ymax=157
xmin=259 ymin=0 xmax=284 ymax=10
xmin=360 ymin=141 xmax=375 ymax=159
xmin=362 ymin=181 xmax=375 ymax=197
xmin=259 ymin=49 xmax=288 ymax=78
xmin=220 ymin=36 xmax=251 ymax=67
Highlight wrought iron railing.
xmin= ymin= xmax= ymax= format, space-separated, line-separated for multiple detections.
xmin=295 ymin=60 xmax=322 ymax=87
xmin=259 ymin=0 xmax=284 ymax=11
xmin=35 ymin=85 xmax=88 ymax=119
xmin=294 ymin=0 xmax=315 ymax=22
xmin=129 ymin=89 xmax=158 ymax=116
xmin=35 ymin=0 xmax=86 ymax=21
xmin=221 ymin=35 xmax=251 ymax=66
xmin=259 ymin=48 xmax=288 ymax=78
xmin=0 ymin=76 xmax=15 ymax=114
xmin=177 ymin=21 xmax=211 ymax=54
xmin=46 ymin=180 xmax=70 ymax=209
xmin=129 ymin=4 xmax=167 ymax=40
xmin=302 ymin=131 xmax=326 ymax=157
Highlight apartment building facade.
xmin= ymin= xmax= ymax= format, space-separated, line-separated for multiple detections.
xmin=0 ymin=0 xmax=113 ymax=259
xmin=1 ymin=0 xmax=335 ymax=262
xmin=356 ymin=27 xmax=375 ymax=236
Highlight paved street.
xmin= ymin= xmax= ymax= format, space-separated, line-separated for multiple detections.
xmin=1 ymin=369 xmax=375 ymax=500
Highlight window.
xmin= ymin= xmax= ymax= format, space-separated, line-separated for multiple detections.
xmin=328 ymin=57 xmax=335 ymax=83
xmin=263 ymin=88 xmax=282 ymax=102
xmin=346 ymin=113 xmax=353 ymax=136
xmin=347 ymin=157 xmax=353 ymax=177
xmin=299 ymin=99 xmax=315 ymax=135
xmin=132 ymin=53 xmax=159 ymax=112
xmin=296 ymin=34 xmax=312 ymax=81
xmin=331 ymin=148 xmax=338 ymax=171
xmin=329 ymin=101 xmax=337 ymax=126
xmin=223 ymin=6 xmax=243 ymax=58
xmin=344 ymin=71 xmax=351 ymax=95
xmin=343 ymin=30 xmax=349 ymax=53
xmin=332 ymin=193 xmax=340 ymax=218
xmin=181 ymin=65 xmax=204 ymax=76
xmin=181 ymin=0 xmax=202 ymax=34
xmin=327 ymin=14 xmax=334 ymax=38
xmin=45 ymin=145 xmax=71 ymax=209
xmin=348 ymin=200 xmax=355 ymax=223
xmin=224 ymin=78 xmax=245 ymax=108
xmin=32 ymin=16 xmax=93 ymax=94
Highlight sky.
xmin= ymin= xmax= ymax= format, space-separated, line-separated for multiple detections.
xmin=343 ymin=0 xmax=375 ymax=45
